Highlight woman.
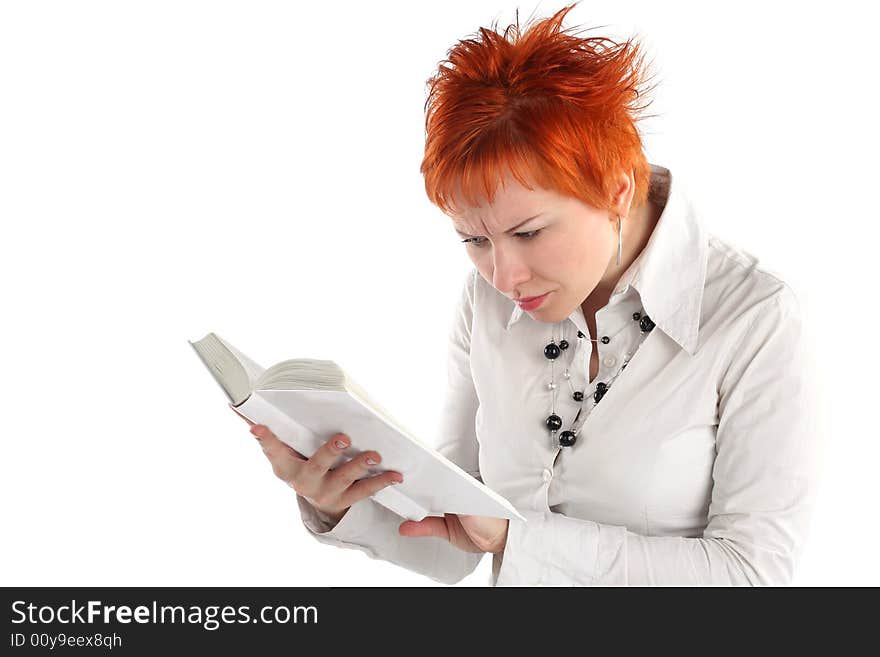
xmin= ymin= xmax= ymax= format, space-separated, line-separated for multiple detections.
xmin=238 ymin=3 xmax=820 ymax=585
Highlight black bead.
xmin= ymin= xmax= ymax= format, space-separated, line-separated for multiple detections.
xmin=601 ymin=336 xmax=610 ymax=344
xmin=546 ymin=414 xmax=563 ymax=431
xmin=594 ymin=387 xmax=606 ymax=403
xmin=639 ymin=315 xmax=655 ymax=333
xmin=572 ymin=390 xmax=584 ymax=402
xmin=632 ymin=311 xmax=641 ymax=321
xmin=544 ymin=343 xmax=561 ymax=359
xmin=558 ymin=339 xmax=569 ymax=351
xmin=577 ymin=330 xmax=585 ymax=339
xmin=596 ymin=381 xmax=607 ymax=392
xmin=559 ymin=430 xmax=577 ymax=447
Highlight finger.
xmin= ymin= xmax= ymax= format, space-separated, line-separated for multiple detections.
xmin=251 ymin=425 xmax=307 ymax=482
xmin=251 ymin=424 xmax=306 ymax=459
xmin=339 ymin=470 xmax=403 ymax=509
xmin=332 ymin=448 xmax=386 ymax=489
xmin=250 ymin=424 xmax=306 ymax=454
xmin=301 ymin=433 xmax=353 ymax=477
xmin=295 ymin=433 xmax=356 ymax=496
xmin=398 ymin=516 xmax=449 ymax=541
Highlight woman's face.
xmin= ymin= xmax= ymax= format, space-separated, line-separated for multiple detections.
xmin=449 ymin=173 xmax=621 ymax=324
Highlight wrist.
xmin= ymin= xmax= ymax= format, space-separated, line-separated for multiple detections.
xmin=491 ymin=520 xmax=510 ymax=554
xmin=322 ymin=507 xmax=348 ymax=523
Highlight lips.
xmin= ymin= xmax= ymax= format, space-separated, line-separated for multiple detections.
xmin=516 ymin=292 xmax=550 ymax=311
xmin=517 ymin=293 xmax=548 ymax=302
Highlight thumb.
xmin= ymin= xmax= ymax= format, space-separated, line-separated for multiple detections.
xmin=398 ymin=516 xmax=449 ymax=541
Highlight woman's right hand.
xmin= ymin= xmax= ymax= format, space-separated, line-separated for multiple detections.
xmin=231 ymin=405 xmax=404 ymax=524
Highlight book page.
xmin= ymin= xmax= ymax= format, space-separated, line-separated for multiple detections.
xmin=214 ymin=333 xmax=267 ymax=386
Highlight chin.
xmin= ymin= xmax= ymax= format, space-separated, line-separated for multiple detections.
xmin=528 ymin=303 xmax=569 ymax=323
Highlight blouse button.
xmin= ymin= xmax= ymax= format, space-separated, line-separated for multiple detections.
xmin=542 ymin=468 xmax=553 ymax=483
xmin=601 ymin=336 xmax=610 ymax=344
xmin=603 ymin=356 xmax=616 ymax=368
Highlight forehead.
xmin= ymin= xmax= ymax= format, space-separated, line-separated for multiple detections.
xmin=449 ymin=173 xmax=553 ymax=233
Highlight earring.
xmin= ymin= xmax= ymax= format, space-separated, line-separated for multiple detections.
xmin=617 ymin=215 xmax=623 ymax=266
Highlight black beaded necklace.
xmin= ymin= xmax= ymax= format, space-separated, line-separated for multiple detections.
xmin=543 ymin=310 xmax=656 ymax=448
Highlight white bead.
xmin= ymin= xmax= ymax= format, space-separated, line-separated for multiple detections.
xmin=547 ymin=381 xmax=557 ymax=390
xmin=562 ymin=370 xmax=571 ymax=379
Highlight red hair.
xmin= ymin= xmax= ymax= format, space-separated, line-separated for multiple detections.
xmin=420 ymin=2 xmax=658 ymax=216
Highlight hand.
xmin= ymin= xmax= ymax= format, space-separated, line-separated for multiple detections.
xmin=398 ymin=513 xmax=509 ymax=554
xmin=229 ymin=403 xmax=403 ymax=523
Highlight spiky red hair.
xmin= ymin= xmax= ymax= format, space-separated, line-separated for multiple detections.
xmin=420 ymin=2 xmax=658 ymax=216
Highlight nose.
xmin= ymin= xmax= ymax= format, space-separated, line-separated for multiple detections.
xmin=491 ymin=245 xmax=531 ymax=296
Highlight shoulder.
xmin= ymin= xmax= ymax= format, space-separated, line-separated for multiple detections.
xmin=703 ymin=232 xmax=801 ymax=328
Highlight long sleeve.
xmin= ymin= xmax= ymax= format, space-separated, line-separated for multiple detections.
xmin=495 ymin=286 xmax=822 ymax=585
xmin=295 ymin=269 xmax=485 ymax=585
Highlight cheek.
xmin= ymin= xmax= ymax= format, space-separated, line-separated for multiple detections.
xmin=545 ymin=233 xmax=586 ymax=269
xmin=549 ymin=231 xmax=607 ymax=281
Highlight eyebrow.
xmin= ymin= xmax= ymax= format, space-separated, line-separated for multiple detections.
xmin=453 ymin=214 xmax=543 ymax=238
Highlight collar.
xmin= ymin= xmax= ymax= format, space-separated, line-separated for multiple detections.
xmin=504 ymin=163 xmax=708 ymax=355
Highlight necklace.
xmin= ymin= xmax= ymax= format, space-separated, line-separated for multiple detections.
xmin=543 ymin=309 xmax=656 ymax=448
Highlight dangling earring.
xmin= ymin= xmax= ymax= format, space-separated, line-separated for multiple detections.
xmin=617 ymin=214 xmax=623 ymax=266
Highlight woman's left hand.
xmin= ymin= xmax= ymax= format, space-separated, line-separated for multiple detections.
xmin=398 ymin=513 xmax=509 ymax=554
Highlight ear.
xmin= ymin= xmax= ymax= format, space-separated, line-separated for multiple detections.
xmin=609 ymin=169 xmax=637 ymax=220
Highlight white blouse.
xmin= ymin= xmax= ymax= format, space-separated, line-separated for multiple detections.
xmin=296 ymin=163 xmax=822 ymax=586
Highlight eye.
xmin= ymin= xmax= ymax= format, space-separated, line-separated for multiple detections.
xmin=461 ymin=229 xmax=542 ymax=247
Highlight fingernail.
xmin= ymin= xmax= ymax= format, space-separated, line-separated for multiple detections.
xmin=334 ymin=439 xmax=348 ymax=449
xmin=366 ymin=456 xmax=377 ymax=465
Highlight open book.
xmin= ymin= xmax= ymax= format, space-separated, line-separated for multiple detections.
xmin=189 ymin=332 xmax=525 ymax=523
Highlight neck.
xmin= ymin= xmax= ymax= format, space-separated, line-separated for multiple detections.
xmin=581 ymin=198 xmax=660 ymax=317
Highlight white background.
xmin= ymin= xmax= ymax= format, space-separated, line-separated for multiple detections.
xmin=1 ymin=1 xmax=875 ymax=586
